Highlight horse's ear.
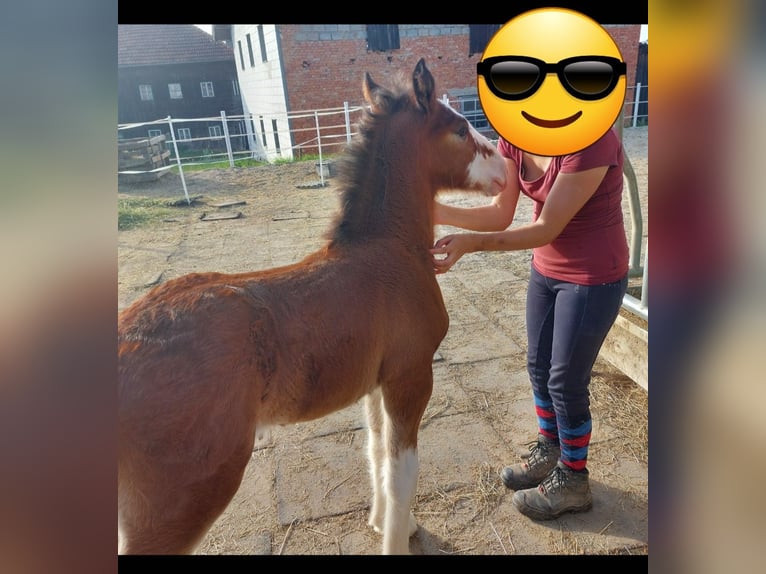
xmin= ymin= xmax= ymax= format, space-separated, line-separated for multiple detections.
xmin=412 ymin=58 xmax=435 ymax=114
xmin=363 ymin=71 xmax=393 ymax=114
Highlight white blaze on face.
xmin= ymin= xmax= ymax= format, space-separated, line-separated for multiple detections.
xmin=465 ymin=123 xmax=507 ymax=195
xmin=441 ymin=102 xmax=507 ymax=195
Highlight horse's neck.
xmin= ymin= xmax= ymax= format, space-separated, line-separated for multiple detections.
xmin=356 ymin=169 xmax=434 ymax=247
xmin=332 ymin=146 xmax=435 ymax=249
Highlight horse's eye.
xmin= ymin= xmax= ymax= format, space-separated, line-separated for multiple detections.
xmin=456 ymin=124 xmax=469 ymax=139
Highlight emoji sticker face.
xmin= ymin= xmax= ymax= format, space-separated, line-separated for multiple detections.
xmin=478 ymin=8 xmax=627 ymax=156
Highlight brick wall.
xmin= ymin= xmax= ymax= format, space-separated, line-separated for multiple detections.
xmin=276 ymin=24 xmax=641 ymax=153
xmin=606 ymin=25 xmax=642 ymax=122
xmin=279 ymin=24 xmax=641 ymax=114
xmin=279 ymin=25 xmax=478 ymax=114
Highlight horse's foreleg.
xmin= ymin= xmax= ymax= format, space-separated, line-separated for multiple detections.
xmin=380 ymin=369 xmax=433 ymax=555
xmin=382 ymin=442 xmax=419 ymax=554
xmin=364 ymin=388 xmax=386 ymax=534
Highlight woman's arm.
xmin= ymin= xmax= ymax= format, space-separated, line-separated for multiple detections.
xmin=434 ymin=158 xmax=520 ymax=232
xmin=432 ymin=165 xmax=608 ymax=273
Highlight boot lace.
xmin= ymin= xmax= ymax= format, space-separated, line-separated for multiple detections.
xmin=527 ymin=440 xmax=556 ymax=468
xmin=539 ymin=465 xmax=568 ymax=494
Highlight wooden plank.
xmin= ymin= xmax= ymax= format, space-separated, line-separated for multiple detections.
xmin=118 ymin=169 xmax=171 ymax=183
xmin=272 ymin=210 xmax=309 ymax=221
xmin=118 ymin=136 xmax=164 ymax=150
xmin=119 ymin=153 xmax=161 ymax=169
xmin=600 ymin=313 xmax=648 ymax=391
xmin=118 ymin=148 xmax=151 ymax=157
xmin=200 ymin=211 xmax=243 ymax=221
xmin=119 ymin=157 xmax=154 ymax=169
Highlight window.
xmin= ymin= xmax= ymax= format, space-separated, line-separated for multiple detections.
xmin=201 ymin=82 xmax=215 ymax=98
xmin=237 ymin=40 xmax=245 ymax=70
xmin=139 ymin=84 xmax=153 ymax=101
xmin=257 ymin=25 xmax=267 ymax=62
xmin=147 ymin=129 xmax=162 ymax=138
xmin=271 ymin=118 xmax=280 ymax=153
xmin=366 ymin=25 xmax=399 ymax=52
xmin=469 ymin=24 xmax=502 ymax=56
xmin=259 ymin=116 xmax=267 ymax=148
xmin=168 ymin=83 xmax=183 ymax=99
xmin=177 ymin=128 xmax=191 ymax=141
xmin=246 ymin=33 xmax=255 ymax=67
xmin=458 ymin=95 xmax=489 ymax=130
xmin=232 ymin=80 xmax=240 ymax=96
xmin=209 ymin=125 xmax=223 ymax=138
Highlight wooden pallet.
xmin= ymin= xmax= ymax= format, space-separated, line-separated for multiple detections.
xmin=118 ymin=135 xmax=172 ymax=183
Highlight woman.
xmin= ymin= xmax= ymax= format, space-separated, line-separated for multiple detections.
xmin=430 ymin=127 xmax=629 ymax=520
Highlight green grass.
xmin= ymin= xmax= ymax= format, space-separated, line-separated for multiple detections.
xmin=174 ymin=157 xmax=268 ymax=172
xmin=166 ymin=153 xmax=335 ymax=173
xmin=120 ymin=153 xmax=342 ymax=230
xmin=118 ymin=197 xmax=179 ymax=230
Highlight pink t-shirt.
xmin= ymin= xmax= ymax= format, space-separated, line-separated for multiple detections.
xmin=497 ymin=129 xmax=629 ymax=285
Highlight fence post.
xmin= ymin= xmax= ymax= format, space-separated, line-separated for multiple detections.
xmin=343 ymin=102 xmax=352 ymax=145
xmin=246 ymin=113 xmax=257 ymax=158
xmin=166 ymin=115 xmax=191 ymax=205
xmin=314 ymin=110 xmax=324 ymax=185
xmin=632 ymin=83 xmax=642 ymax=128
xmin=221 ymin=111 xmax=234 ymax=167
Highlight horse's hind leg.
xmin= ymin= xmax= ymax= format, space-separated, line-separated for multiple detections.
xmin=118 ymin=439 xmax=254 ymax=554
xmin=364 ymin=388 xmax=386 ymax=534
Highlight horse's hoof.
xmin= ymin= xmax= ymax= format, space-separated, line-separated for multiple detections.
xmin=368 ymin=518 xmax=384 ymax=534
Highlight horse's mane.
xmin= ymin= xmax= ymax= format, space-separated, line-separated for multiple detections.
xmin=325 ymin=74 xmax=420 ymax=245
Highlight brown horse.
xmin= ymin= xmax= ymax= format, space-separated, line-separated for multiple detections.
xmin=118 ymin=58 xmax=507 ymax=555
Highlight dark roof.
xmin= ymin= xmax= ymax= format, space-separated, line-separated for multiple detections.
xmin=118 ymin=24 xmax=235 ymax=67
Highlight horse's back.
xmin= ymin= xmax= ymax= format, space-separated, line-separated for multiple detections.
xmin=118 ymin=243 xmax=446 ymax=428
xmin=118 ymin=274 xmax=267 ymax=468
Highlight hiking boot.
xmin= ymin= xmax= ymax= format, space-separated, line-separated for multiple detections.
xmin=512 ymin=462 xmax=593 ymax=520
xmin=501 ymin=434 xmax=561 ymax=490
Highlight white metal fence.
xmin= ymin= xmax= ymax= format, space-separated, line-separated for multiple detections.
xmin=625 ymin=82 xmax=648 ymax=127
xmin=119 ymin=105 xmax=364 ymax=166
xmin=117 ymin=85 xmax=648 ymax=191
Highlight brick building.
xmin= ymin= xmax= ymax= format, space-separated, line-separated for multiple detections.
xmin=221 ymin=24 xmax=641 ymax=161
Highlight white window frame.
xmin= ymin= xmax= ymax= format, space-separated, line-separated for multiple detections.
xmin=147 ymin=129 xmax=162 ymax=138
xmin=168 ymin=83 xmax=183 ymax=99
xmin=177 ymin=127 xmax=191 ymax=141
xmin=208 ymin=125 xmax=223 ymax=138
xmin=237 ymin=40 xmax=245 ymax=70
xmin=139 ymin=84 xmax=153 ymax=101
xmin=246 ymin=33 xmax=255 ymax=67
xmin=232 ymin=79 xmax=240 ymax=96
xmin=200 ymin=81 xmax=215 ymax=98
xmin=257 ymin=25 xmax=268 ymax=62
xmin=458 ymin=94 xmax=489 ymax=130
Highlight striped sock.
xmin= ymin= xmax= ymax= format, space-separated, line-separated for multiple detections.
xmin=533 ymin=393 xmax=558 ymax=443
xmin=559 ymin=418 xmax=592 ymax=471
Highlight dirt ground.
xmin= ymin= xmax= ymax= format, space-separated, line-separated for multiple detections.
xmin=118 ymin=126 xmax=648 ymax=556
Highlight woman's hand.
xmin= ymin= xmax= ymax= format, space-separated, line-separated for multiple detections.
xmin=430 ymin=233 xmax=478 ymax=274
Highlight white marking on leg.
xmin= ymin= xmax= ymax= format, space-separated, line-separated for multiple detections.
xmin=382 ymin=447 xmax=418 ymax=555
xmin=365 ymin=391 xmax=386 ymax=533
xmin=254 ymin=424 xmax=272 ymax=444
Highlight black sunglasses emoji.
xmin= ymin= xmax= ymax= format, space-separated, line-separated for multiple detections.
xmin=477 ymin=55 xmax=626 ymax=101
